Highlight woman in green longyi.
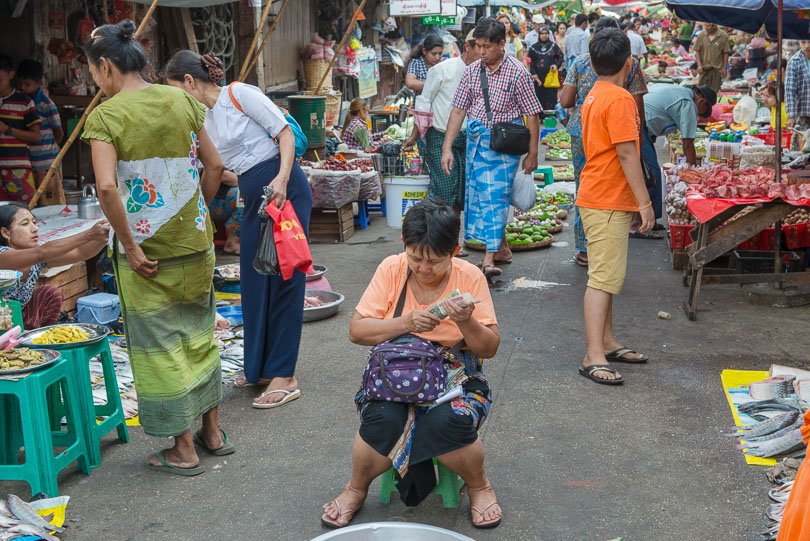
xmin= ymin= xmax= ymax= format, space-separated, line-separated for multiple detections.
xmin=81 ymin=20 xmax=234 ymax=475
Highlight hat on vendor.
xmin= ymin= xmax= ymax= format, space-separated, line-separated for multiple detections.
xmin=694 ymin=85 xmax=718 ymax=109
xmin=532 ymin=14 xmax=544 ymax=25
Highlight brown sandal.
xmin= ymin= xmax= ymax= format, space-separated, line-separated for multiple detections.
xmin=321 ymin=499 xmax=363 ymax=529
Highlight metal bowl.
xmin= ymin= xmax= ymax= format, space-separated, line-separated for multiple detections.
xmin=311 ymin=522 xmax=475 ymax=541
xmin=303 ymin=289 xmax=344 ymax=323
xmin=306 ymin=265 xmax=328 ymax=282
xmin=0 ymin=348 xmax=61 ymax=375
xmin=0 ymin=270 xmax=22 ymax=290
xmin=17 ymin=323 xmax=111 ymax=350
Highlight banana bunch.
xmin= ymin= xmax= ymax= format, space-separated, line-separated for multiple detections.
xmin=33 ymin=325 xmax=90 ymax=344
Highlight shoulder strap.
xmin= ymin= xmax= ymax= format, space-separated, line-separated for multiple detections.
xmin=479 ymin=63 xmax=493 ymax=124
xmin=393 ymin=269 xmax=411 ymax=318
xmin=226 ymin=82 xmax=244 ymax=113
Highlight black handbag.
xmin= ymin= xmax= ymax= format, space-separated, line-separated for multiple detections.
xmin=480 ymin=63 xmax=531 ymax=156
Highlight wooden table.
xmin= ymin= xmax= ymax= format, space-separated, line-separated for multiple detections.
xmin=683 ymin=201 xmax=810 ymax=320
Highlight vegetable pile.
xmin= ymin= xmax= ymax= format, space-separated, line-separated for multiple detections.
xmin=550 ymin=164 xmax=574 ymax=181
xmin=541 ymin=129 xmax=571 ymax=147
xmin=546 ymin=148 xmax=573 ymax=161
xmin=785 ymin=208 xmax=810 ymax=225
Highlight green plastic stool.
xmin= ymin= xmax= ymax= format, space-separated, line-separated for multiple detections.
xmin=56 ymin=338 xmax=129 ymax=469
xmin=378 ymin=459 xmax=465 ymax=508
xmin=534 ymin=166 xmax=555 ymax=186
xmin=0 ymin=355 xmax=90 ymax=497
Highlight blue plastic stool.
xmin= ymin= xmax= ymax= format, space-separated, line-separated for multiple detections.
xmin=367 ymin=196 xmax=386 ymax=217
xmin=0 ymin=355 xmax=90 ymax=497
xmin=378 ymin=459 xmax=464 ymax=508
xmin=58 ymin=338 xmax=129 ymax=469
xmin=354 ymin=200 xmax=371 ymax=230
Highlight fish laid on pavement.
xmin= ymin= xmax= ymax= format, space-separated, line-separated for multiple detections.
xmin=7 ymin=523 xmax=61 ymax=541
xmin=741 ymin=427 xmax=806 ymax=458
xmin=6 ymin=494 xmax=64 ymax=534
xmin=742 ymin=417 xmax=804 ymax=443
xmin=731 ymin=410 xmax=800 ymax=439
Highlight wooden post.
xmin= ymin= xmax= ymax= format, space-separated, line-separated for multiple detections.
xmin=238 ymin=0 xmax=290 ymax=83
xmin=314 ymin=0 xmax=369 ymax=94
xmin=28 ymin=0 xmax=161 ymax=209
xmin=238 ymin=0 xmax=276 ymax=83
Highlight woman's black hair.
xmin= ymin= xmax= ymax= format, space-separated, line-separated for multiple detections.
xmin=164 ymin=49 xmax=211 ymax=83
xmin=589 ymin=28 xmax=631 ymax=76
xmin=0 ymin=202 xmax=29 ymax=246
xmin=83 ymin=19 xmax=146 ymax=74
xmin=472 ymin=16 xmax=506 ymax=44
xmin=594 ymin=17 xmax=620 ymax=35
xmin=402 ymin=199 xmax=460 ymax=257
xmin=415 ymin=34 xmax=445 ymax=59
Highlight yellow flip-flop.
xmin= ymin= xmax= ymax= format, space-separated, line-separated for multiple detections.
xmin=252 ymin=388 xmax=301 ymax=409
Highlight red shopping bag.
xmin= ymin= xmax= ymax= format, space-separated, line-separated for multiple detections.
xmin=264 ymin=201 xmax=314 ymax=280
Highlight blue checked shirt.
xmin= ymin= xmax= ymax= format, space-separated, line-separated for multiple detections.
xmin=786 ymin=50 xmax=810 ymax=119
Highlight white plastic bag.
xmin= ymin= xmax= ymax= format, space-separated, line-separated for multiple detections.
xmin=733 ymin=95 xmax=757 ymax=125
xmin=511 ymin=169 xmax=537 ymax=211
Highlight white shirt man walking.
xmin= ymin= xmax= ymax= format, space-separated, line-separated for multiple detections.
xmin=564 ymin=14 xmax=590 ymax=66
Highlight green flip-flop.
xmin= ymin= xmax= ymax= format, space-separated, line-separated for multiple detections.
xmin=193 ymin=428 xmax=236 ymax=456
xmin=147 ymin=450 xmax=205 ymax=476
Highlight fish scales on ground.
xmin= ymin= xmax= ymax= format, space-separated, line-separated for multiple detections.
xmin=6 ymin=494 xmax=64 ymax=534
xmin=731 ymin=410 xmax=800 ymax=438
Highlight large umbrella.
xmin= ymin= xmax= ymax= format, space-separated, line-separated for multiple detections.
xmin=666 ymin=0 xmax=810 ymax=183
xmin=666 ymin=0 xmax=809 ymax=40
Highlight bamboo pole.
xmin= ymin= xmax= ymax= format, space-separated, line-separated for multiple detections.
xmin=29 ymin=0 xmax=161 ymax=209
xmin=238 ymin=0 xmax=290 ymax=83
xmin=238 ymin=0 xmax=276 ymax=83
xmin=314 ymin=0 xmax=369 ymax=94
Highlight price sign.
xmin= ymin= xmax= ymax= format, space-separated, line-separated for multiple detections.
xmin=421 ymin=15 xmax=457 ymax=26
xmin=390 ymin=0 xmax=441 ymax=16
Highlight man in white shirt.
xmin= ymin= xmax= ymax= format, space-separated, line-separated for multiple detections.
xmin=406 ymin=31 xmax=480 ymax=221
xmin=525 ymin=14 xmax=547 ymax=49
xmin=623 ymin=22 xmax=648 ymax=63
xmin=564 ymin=14 xmax=590 ymax=66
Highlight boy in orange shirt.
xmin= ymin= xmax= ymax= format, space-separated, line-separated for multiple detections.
xmin=576 ymin=29 xmax=655 ymax=386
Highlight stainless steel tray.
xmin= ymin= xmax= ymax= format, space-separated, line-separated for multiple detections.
xmin=0 ymin=349 xmax=61 ymax=375
xmin=215 ymin=264 xmax=241 ymax=282
xmin=303 ymin=290 xmax=344 ymax=323
xmin=306 ymin=265 xmax=327 ymax=282
xmin=17 ymin=324 xmax=111 ymax=350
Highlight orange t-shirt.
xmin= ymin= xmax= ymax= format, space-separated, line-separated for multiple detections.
xmin=355 ymin=253 xmax=498 ymax=348
xmin=576 ymin=80 xmax=641 ymax=212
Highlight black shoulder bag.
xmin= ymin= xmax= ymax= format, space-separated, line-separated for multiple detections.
xmin=480 ymin=63 xmax=531 ymax=156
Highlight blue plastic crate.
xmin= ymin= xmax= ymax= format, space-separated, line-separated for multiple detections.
xmin=76 ymin=293 xmax=121 ymax=325
xmin=216 ymin=305 xmax=243 ymax=327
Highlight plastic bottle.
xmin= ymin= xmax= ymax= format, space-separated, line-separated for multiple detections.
xmin=710 ymin=129 xmax=719 ymax=141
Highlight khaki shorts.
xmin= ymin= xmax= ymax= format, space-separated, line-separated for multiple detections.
xmin=579 ymin=207 xmax=633 ymax=294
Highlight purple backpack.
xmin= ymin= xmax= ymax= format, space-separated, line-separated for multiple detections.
xmin=362 ymin=270 xmax=460 ymax=403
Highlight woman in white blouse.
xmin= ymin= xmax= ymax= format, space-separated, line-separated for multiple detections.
xmin=166 ymin=51 xmax=312 ymax=410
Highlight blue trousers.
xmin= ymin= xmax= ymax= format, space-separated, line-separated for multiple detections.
xmin=641 ymin=127 xmax=663 ymax=220
xmin=239 ymin=158 xmax=312 ymax=383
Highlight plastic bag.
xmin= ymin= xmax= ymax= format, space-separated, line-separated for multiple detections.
xmin=252 ymin=220 xmax=280 ymax=276
xmin=543 ymin=66 xmax=561 ymax=89
xmin=264 ymin=201 xmax=314 ymax=281
xmin=733 ymin=95 xmax=757 ymax=125
xmin=511 ymin=169 xmax=537 ymax=211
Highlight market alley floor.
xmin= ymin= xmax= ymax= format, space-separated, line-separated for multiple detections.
xmin=6 ymin=217 xmax=810 ymax=541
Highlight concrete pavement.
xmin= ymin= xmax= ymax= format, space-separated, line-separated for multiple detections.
xmin=3 ymin=217 xmax=809 ymax=541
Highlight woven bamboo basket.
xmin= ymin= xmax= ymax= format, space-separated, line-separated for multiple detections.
xmin=303 ymin=59 xmax=333 ymax=91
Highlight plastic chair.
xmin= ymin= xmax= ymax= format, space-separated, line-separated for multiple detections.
xmin=534 ymin=166 xmax=555 ymax=186
xmin=378 ymin=459 xmax=465 ymax=508
xmin=57 ymin=337 xmax=129 ymax=469
xmin=0 ymin=355 xmax=90 ymax=497
xmin=354 ymin=200 xmax=371 ymax=230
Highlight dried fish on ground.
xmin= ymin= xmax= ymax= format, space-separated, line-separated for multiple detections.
xmin=766 ymin=458 xmax=804 ymax=484
xmin=769 ymin=480 xmax=794 ymax=503
xmin=731 ymin=410 xmax=801 ymax=439
xmin=742 ymin=428 xmax=805 ymax=458
xmin=7 ymin=494 xmax=64 ymax=534
xmin=750 ymin=375 xmax=796 ymax=400
xmin=742 ymin=417 xmax=804 ymax=443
